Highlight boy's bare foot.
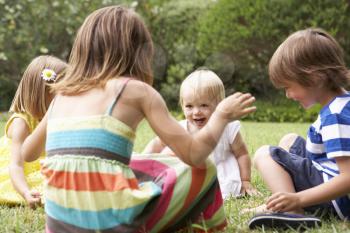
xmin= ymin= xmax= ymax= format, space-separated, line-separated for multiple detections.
xmin=241 ymin=204 xmax=272 ymax=214
xmin=242 ymin=204 xmax=305 ymax=216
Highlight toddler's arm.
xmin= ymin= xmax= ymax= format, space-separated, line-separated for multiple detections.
xmin=143 ymin=137 xmax=166 ymax=153
xmin=232 ymin=132 xmax=259 ymax=196
xmin=9 ymin=118 xmax=41 ymax=208
xmin=140 ymin=83 xmax=256 ymax=167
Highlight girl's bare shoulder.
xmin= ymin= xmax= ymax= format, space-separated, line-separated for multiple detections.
xmin=120 ymin=79 xmax=161 ymax=103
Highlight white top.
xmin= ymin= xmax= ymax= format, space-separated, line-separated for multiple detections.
xmin=179 ymin=120 xmax=242 ymax=199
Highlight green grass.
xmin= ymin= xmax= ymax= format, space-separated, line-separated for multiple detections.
xmin=0 ymin=120 xmax=349 ymax=232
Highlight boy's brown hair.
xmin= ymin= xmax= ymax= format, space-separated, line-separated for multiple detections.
xmin=54 ymin=6 xmax=154 ymax=95
xmin=269 ymin=28 xmax=350 ymax=91
xmin=10 ymin=55 xmax=67 ymax=119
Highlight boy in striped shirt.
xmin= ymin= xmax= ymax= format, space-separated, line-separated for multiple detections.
xmin=252 ymin=28 xmax=350 ymax=226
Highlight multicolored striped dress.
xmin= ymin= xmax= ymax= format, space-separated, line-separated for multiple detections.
xmin=43 ymin=81 xmax=226 ymax=232
xmin=130 ymin=154 xmax=227 ymax=232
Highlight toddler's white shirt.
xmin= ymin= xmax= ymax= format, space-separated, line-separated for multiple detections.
xmin=179 ymin=120 xmax=242 ymax=199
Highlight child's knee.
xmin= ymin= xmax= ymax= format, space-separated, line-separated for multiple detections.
xmin=253 ymin=145 xmax=270 ymax=168
xmin=278 ymin=133 xmax=299 ymax=151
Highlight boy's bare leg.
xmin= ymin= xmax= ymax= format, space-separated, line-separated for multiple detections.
xmin=244 ymin=145 xmax=303 ymax=214
xmin=278 ymin=133 xmax=299 ymax=151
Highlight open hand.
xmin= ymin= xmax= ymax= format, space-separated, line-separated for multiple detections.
xmin=24 ymin=189 xmax=42 ymax=209
xmin=216 ymin=92 xmax=256 ymax=121
xmin=266 ymin=192 xmax=301 ymax=212
xmin=240 ymin=181 xmax=261 ymax=196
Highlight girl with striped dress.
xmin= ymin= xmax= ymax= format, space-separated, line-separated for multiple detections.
xmin=21 ymin=6 xmax=255 ymax=232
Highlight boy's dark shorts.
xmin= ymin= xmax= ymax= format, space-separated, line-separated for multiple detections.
xmin=269 ymin=136 xmax=336 ymax=217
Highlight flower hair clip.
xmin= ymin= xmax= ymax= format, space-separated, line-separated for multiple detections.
xmin=41 ymin=68 xmax=57 ymax=82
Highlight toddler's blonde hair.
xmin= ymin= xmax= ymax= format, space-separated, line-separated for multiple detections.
xmin=179 ymin=68 xmax=225 ymax=106
xmin=9 ymin=55 xmax=67 ymax=119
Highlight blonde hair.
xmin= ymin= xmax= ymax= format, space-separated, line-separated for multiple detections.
xmin=179 ymin=68 xmax=225 ymax=106
xmin=54 ymin=6 xmax=154 ymax=95
xmin=269 ymin=28 xmax=350 ymax=91
xmin=9 ymin=55 xmax=67 ymax=119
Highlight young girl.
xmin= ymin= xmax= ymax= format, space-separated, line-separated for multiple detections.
xmin=21 ymin=6 xmax=255 ymax=232
xmin=249 ymin=28 xmax=350 ymax=229
xmin=143 ymin=68 xmax=259 ymax=199
xmin=0 ymin=55 xmax=67 ymax=208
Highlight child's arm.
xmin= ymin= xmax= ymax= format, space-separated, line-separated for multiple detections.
xmin=142 ymin=137 xmax=166 ymax=153
xmin=232 ymin=132 xmax=260 ymax=196
xmin=21 ymin=114 xmax=47 ymax=162
xmin=9 ymin=118 xmax=41 ymax=208
xmin=266 ymin=157 xmax=350 ymax=212
xmin=140 ymin=83 xmax=256 ymax=167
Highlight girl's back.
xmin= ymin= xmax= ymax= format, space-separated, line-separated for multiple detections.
xmin=50 ymin=78 xmax=145 ymax=130
xmin=44 ymin=78 xmax=162 ymax=231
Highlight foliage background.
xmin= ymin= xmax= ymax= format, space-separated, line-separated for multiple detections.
xmin=0 ymin=0 xmax=349 ymax=121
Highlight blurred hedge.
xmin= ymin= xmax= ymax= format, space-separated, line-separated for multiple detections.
xmin=244 ymin=100 xmax=321 ymax=123
xmin=0 ymin=0 xmax=132 ymax=110
xmin=197 ymin=0 xmax=350 ymax=97
xmin=0 ymin=0 xmax=349 ymax=123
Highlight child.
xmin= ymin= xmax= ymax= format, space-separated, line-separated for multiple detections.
xmin=143 ymin=68 xmax=259 ymax=199
xmin=0 ymin=55 xmax=67 ymax=208
xmin=250 ymin=28 xmax=350 ymax=228
xmin=21 ymin=6 xmax=255 ymax=232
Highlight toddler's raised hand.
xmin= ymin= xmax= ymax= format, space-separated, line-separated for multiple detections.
xmin=216 ymin=92 xmax=256 ymax=121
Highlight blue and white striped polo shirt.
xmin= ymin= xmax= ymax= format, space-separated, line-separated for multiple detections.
xmin=306 ymin=93 xmax=350 ymax=220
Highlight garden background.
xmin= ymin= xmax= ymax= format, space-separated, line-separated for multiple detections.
xmin=1 ymin=0 xmax=350 ymax=232
xmin=1 ymin=0 xmax=350 ymax=120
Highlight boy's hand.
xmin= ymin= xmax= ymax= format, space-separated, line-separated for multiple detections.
xmin=240 ymin=181 xmax=261 ymax=196
xmin=266 ymin=192 xmax=301 ymax=212
xmin=24 ymin=189 xmax=41 ymax=209
xmin=216 ymin=92 xmax=256 ymax=121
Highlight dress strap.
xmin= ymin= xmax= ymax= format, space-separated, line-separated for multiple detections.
xmin=47 ymin=96 xmax=57 ymax=119
xmin=106 ymin=78 xmax=131 ymax=115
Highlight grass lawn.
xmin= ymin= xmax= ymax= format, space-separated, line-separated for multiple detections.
xmin=0 ymin=120 xmax=349 ymax=232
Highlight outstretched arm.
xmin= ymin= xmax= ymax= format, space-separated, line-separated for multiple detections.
xmin=9 ymin=118 xmax=41 ymax=208
xmin=140 ymin=83 xmax=256 ymax=167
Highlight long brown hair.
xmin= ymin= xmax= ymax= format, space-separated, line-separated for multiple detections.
xmin=269 ymin=28 xmax=350 ymax=91
xmin=10 ymin=55 xmax=67 ymax=119
xmin=54 ymin=6 xmax=154 ymax=95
